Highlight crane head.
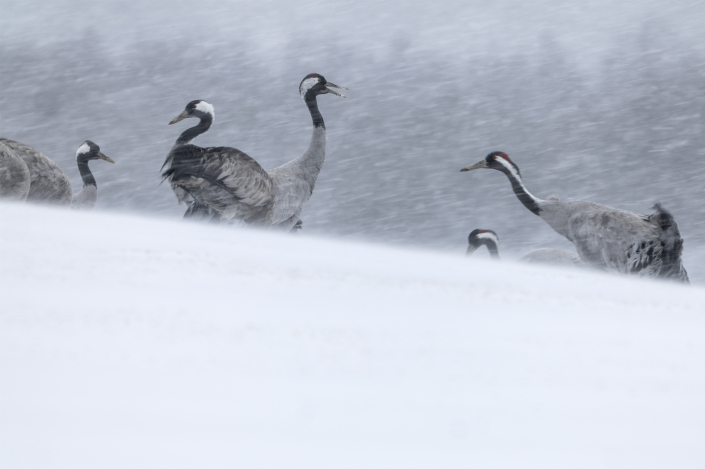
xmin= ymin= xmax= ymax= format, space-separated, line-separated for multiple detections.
xmin=468 ymin=229 xmax=499 ymax=249
xmin=169 ymin=100 xmax=215 ymax=125
xmin=76 ymin=140 xmax=114 ymax=164
xmin=299 ymin=73 xmax=349 ymax=100
xmin=460 ymin=151 xmax=522 ymax=178
xmin=466 ymin=229 xmax=499 ymax=255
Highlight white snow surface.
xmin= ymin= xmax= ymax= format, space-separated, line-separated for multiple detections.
xmin=1 ymin=202 xmax=704 ymax=468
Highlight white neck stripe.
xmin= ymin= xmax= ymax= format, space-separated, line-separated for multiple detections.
xmin=476 ymin=232 xmax=498 ymax=245
xmin=195 ymin=101 xmax=215 ymax=120
xmin=494 ymin=157 xmax=520 ymax=180
xmin=494 ymin=157 xmax=543 ymax=205
xmin=300 ymin=77 xmax=319 ymax=100
xmin=76 ymin=143 xmax=91 ymax=157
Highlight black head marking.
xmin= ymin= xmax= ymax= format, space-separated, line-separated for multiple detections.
xmin=86 ymin=140 xmax=99 ymax=152
xmin=468 ymin=229 xmax=499 ymax=247
xmin=485 ymin=151 xmax=521 ymax=177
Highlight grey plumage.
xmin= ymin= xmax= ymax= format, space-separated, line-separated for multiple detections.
xmin=182 ymin=200 xmax=221 ymax=223
xmin=267 ymin=126 xmax=326 ymax=230
xmin=0 ymin=141 xmax=31 ymax=201
xmin=162 ymin=100 xmax=276 ymax=225
xmin=0 ymin=138 xmax=114 ymax=210
xmin=539 ymin=200 xmax=687 ymax=279
xmin=163 ymin=74 xmax=347 ymax=228
xmin=466 ymin=228 xmax=584 ymax=267
xmin=0 ymin=138 xmax=72 ymax=205
xmin=461 ymin=152 xmax=689 ymax=283
xmin=166 ymin=143 xmax=277 ymax=226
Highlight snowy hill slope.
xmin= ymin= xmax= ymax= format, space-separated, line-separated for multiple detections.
xmin=1 ymin=202 xmax=704 ymax=468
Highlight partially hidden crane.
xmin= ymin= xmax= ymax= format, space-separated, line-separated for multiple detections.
xmin=0 ymin=138 xmax=114 ymax=209
xmin=466 ymin=228 xmax=584 ymax=267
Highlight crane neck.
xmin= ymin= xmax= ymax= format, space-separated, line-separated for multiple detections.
xmin=498 ymin=165 xmax=544 ymax=216
xmin=305 ymin=94 xmax=325 ymax=129
xmin=284 ymin=95 xmax=327 ymax=191
xmin=77 ymin=158 xmax=96 ymax=187
xmin=175 ymin=114 xmax=213 ymax=146
xmin=485 ymin=241 xmax=500 ymax=259
xmin=292 ymin=124 xmax=326 ymax=190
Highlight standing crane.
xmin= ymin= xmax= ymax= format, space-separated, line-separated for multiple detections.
xmin=161 ymin=99 xmax=277 ymax=226
xmin=267 ymin=73 xmax=348 ymax=231
xmin=162 ymin=73 xmax=348 ymax=229
xmin=461 ymin=152 xmax=689 ymax=283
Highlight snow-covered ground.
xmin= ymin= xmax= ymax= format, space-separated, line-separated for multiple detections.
xmin=1 ymin=202 xmax=704 ymax=468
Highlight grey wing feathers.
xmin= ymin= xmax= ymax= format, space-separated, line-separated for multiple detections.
xmin=172 ymin=186 xmax=193 ymax=206
xmin=268 ymin=167 xmax=311 ymax=228
xmin=0 ymin=142 xmax=31 ymax=201
xmin=163 ymin=145 xmax=275 ymax=225
xmin=567 ymin=205 xmax=649 ymax=272
xmin=0 ymin=138 xmax=72 ymax=205
xmin=565 ymin=202 xmax=688 ymax=282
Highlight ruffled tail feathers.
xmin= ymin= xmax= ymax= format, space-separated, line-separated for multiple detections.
xmin=649 ymin=203 xmax=689 ymax=284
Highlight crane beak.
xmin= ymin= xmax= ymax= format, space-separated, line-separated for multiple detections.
xmin=169 ymin=111 xmax=189 ymax=125
xmin=324 ymin=82 xmax=349 ymax=98
xmin=460 ymin=160 xmax=487 ymax=172
xmin=465 ymin=245 xmax=478 ymax=256
xmin=98 ymin=152 xmax=115 ymax=163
